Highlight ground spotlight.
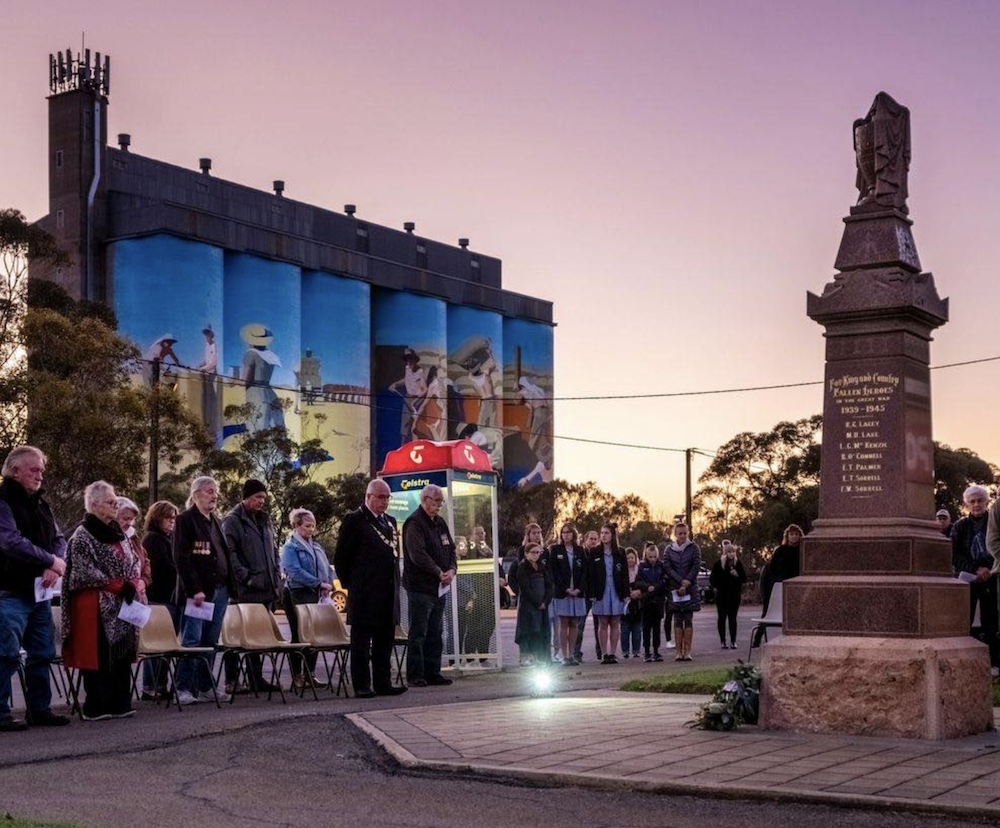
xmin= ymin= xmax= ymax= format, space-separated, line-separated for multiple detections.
xmin=530 ymin=667 xmax=554 ymax=697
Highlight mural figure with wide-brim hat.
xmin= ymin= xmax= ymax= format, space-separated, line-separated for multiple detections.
xmin=240 ymin=323 xmax=284 ymax=433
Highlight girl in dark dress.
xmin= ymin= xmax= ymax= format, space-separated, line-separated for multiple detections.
xmin=515 ymin=544 xmax=553 ymax=666
xmin=710 ymin=540 xmax=747 ymax=649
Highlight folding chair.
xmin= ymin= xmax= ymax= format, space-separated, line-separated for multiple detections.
xmin=48 ymin=605 xmax=82 ymax=717
xmin=747 ymin=582 xmax=783 ymax=664
xmin=130 ymin=604 xmax=219 ymax=711
xmin=269 ymin=610 xmax=318 ymax=701
xmin=392 ymin=624 xmax=408 ymax=687
xmin=214 ymin=604 xmax=252 ymax=704
xmin=237 ymin=604 xmax=308 ymax=704
xmin=304 ymin=604 xmax=352 ymax=698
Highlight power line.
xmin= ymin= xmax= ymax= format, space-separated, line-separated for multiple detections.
xmin=153 ymin=363 xmax=694 ymax=453
xmin=138 ymin=349 xmax=999 ymax=455
xmin=138 ymin=351 xmax=1000 ymax=404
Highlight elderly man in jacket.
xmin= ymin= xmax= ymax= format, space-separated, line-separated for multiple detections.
xmin=953 ymin=485 xmax=998 ymax=674
xmin=403 ymin=484 xmax=457 ymax=687
xmin=334 ymin=479 xmax=406 ymax=698
xmin=0 ymin=446 xmax=71 ymax=731
xmin=222 ymin=479 xmax=280 ymax=693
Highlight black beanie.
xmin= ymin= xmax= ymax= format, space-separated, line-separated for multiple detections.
xmin=242 ymin=479 xmax=267 ymax=499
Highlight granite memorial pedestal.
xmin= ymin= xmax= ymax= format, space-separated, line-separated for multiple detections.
xmin=760 ymin=93 xmax=993 ymax=740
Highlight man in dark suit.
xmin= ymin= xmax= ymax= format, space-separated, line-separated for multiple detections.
xmin=334 ymin=479 xmax=406 ymax=698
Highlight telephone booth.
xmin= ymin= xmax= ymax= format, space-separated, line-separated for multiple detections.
xmin=380 ymin=439 xmax=503 ymax=670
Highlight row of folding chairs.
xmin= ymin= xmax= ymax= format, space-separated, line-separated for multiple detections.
xmin=10 ymin=602 xmax=408 ymax=718
xmin=133 ymin=602 xmax=357 ymax=710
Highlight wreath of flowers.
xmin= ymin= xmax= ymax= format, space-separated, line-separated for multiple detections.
xmin=689 ymin=662 xmax=761 ymax=731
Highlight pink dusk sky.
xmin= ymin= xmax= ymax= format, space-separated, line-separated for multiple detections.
xmin=3 ymin=0 xmax=999 ymax=515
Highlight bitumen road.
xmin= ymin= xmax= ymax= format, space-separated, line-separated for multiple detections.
xmin=0 ymin=609 xmax=988 ymax=827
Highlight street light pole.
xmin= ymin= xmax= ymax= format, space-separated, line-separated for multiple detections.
xmin=148 ymin=357 xmax=160 ymax=507
xmin=685 ymin=448 xmax=693 ymax=535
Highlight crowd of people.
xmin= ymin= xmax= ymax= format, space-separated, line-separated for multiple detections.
xmin=0 ymin=448 xmax=462 ymax=728
xmin=510 ymin=520 xmax=756 ymax=666
xmin=1 ymin=440 xmax=999 ymax=731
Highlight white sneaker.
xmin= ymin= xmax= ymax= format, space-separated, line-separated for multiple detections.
xmin=665 ymin=641 xmax=676 ymax=649
xmin=176 ymin=690 xmax=198 ymax=706
xmin=198 ymin=689 xmax=230 ymax=703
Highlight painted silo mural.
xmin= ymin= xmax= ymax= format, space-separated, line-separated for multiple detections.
xmin=372 ymin=289 xmax=447 ymax=471
xmin=222 ymin=253 xmax=301 ymax=447
xmin=299 ymin=270 xmax=371 ymax=480
xmin=110 ymin=233 xmax=225 ymax=446
xmin=502 ymin=318 xmax=554 ymax=488
xmin=447 ymin=305 xmax=503 ymax=473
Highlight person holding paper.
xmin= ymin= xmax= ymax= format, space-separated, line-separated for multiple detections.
xmin=62 ymin=481 xmax=144 ymax=721
xmin=281 ymin=507 xmax=334 ymax=693
xmin=222 ymin=480 xmax=281 ymax=694
xmin=664 ymin=522 xmax=702 ymax=662
xmin=173 ymin=476 xmax=232 ymax=705
xmin=334 ymin=479 xmax=406 ymax=698
xmin=402 ymin=484 xmax=457 ymax=687
xmin=952 ymin=485 xmax=998 ymax=673
xmin=0 ymin=445 xmax=70 ymax=731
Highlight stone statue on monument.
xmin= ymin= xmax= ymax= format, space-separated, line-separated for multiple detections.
xmin=853 ymin=91 xmax=911 ymax=214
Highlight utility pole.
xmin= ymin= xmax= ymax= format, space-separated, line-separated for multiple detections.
xmin=147 ymin=357 xmax=160 ymax=507
xmin=685 ymin=448 xmax=693 ymax=535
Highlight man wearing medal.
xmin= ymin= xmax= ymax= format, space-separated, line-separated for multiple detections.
xmin=334 ymin=479 xmax=406 ymax=697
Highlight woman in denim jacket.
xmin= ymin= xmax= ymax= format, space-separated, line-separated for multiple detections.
xmin=280 ymin=508 xmax=334 ymax=690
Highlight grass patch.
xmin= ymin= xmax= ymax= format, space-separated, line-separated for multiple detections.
xmin=620 ymin=667 xmax=729 ymax=695
xmin=2 ymin=818 xmax=84 ymax=828
xmin=626 ymin=673 xmax=1000 ymax=706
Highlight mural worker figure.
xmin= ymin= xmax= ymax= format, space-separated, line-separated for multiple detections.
xmin=240 ymin=324 xmax=284 ymax=433
xmin=389 ymin=348 xmax=426 ymax=445
xmin=334 ymin=479 xmax=406 ymax=698
xmin=402 ymin=484 xmax=456 ymax=687
xmin=413 ymin=366 xmax=446 ymax=441
xmin=517 ymin=375 xmax=550 ymax=454
xmin=195 ymin=326 xmax=221 ymax=445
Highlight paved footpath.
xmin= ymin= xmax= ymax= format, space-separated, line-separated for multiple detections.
xmin=351 ymin=690 xmax=1000 ymax=821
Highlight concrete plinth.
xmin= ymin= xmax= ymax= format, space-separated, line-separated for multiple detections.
xmin=760 ymin=635 xmax=993 ymax=740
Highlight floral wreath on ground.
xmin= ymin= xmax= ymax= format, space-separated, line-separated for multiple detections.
xmin=689 ymin=662 xmax=761 ymax=731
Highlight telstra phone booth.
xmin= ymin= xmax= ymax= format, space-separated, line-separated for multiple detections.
xmin=380 ymin=439 xmax=503 ymax=671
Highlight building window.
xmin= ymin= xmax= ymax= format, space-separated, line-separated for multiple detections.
xmin=55 ymin=149 xmax=63 ymax=169
xmin=55 ymin=210 xmax=65 ymax=229
xmin=471 ymin=256 xmax=480 ymax=273
xmin=356 ymin=224 xmax=369 ymax=254
xmin=416 ymin=243 xmax=427 ymax=270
